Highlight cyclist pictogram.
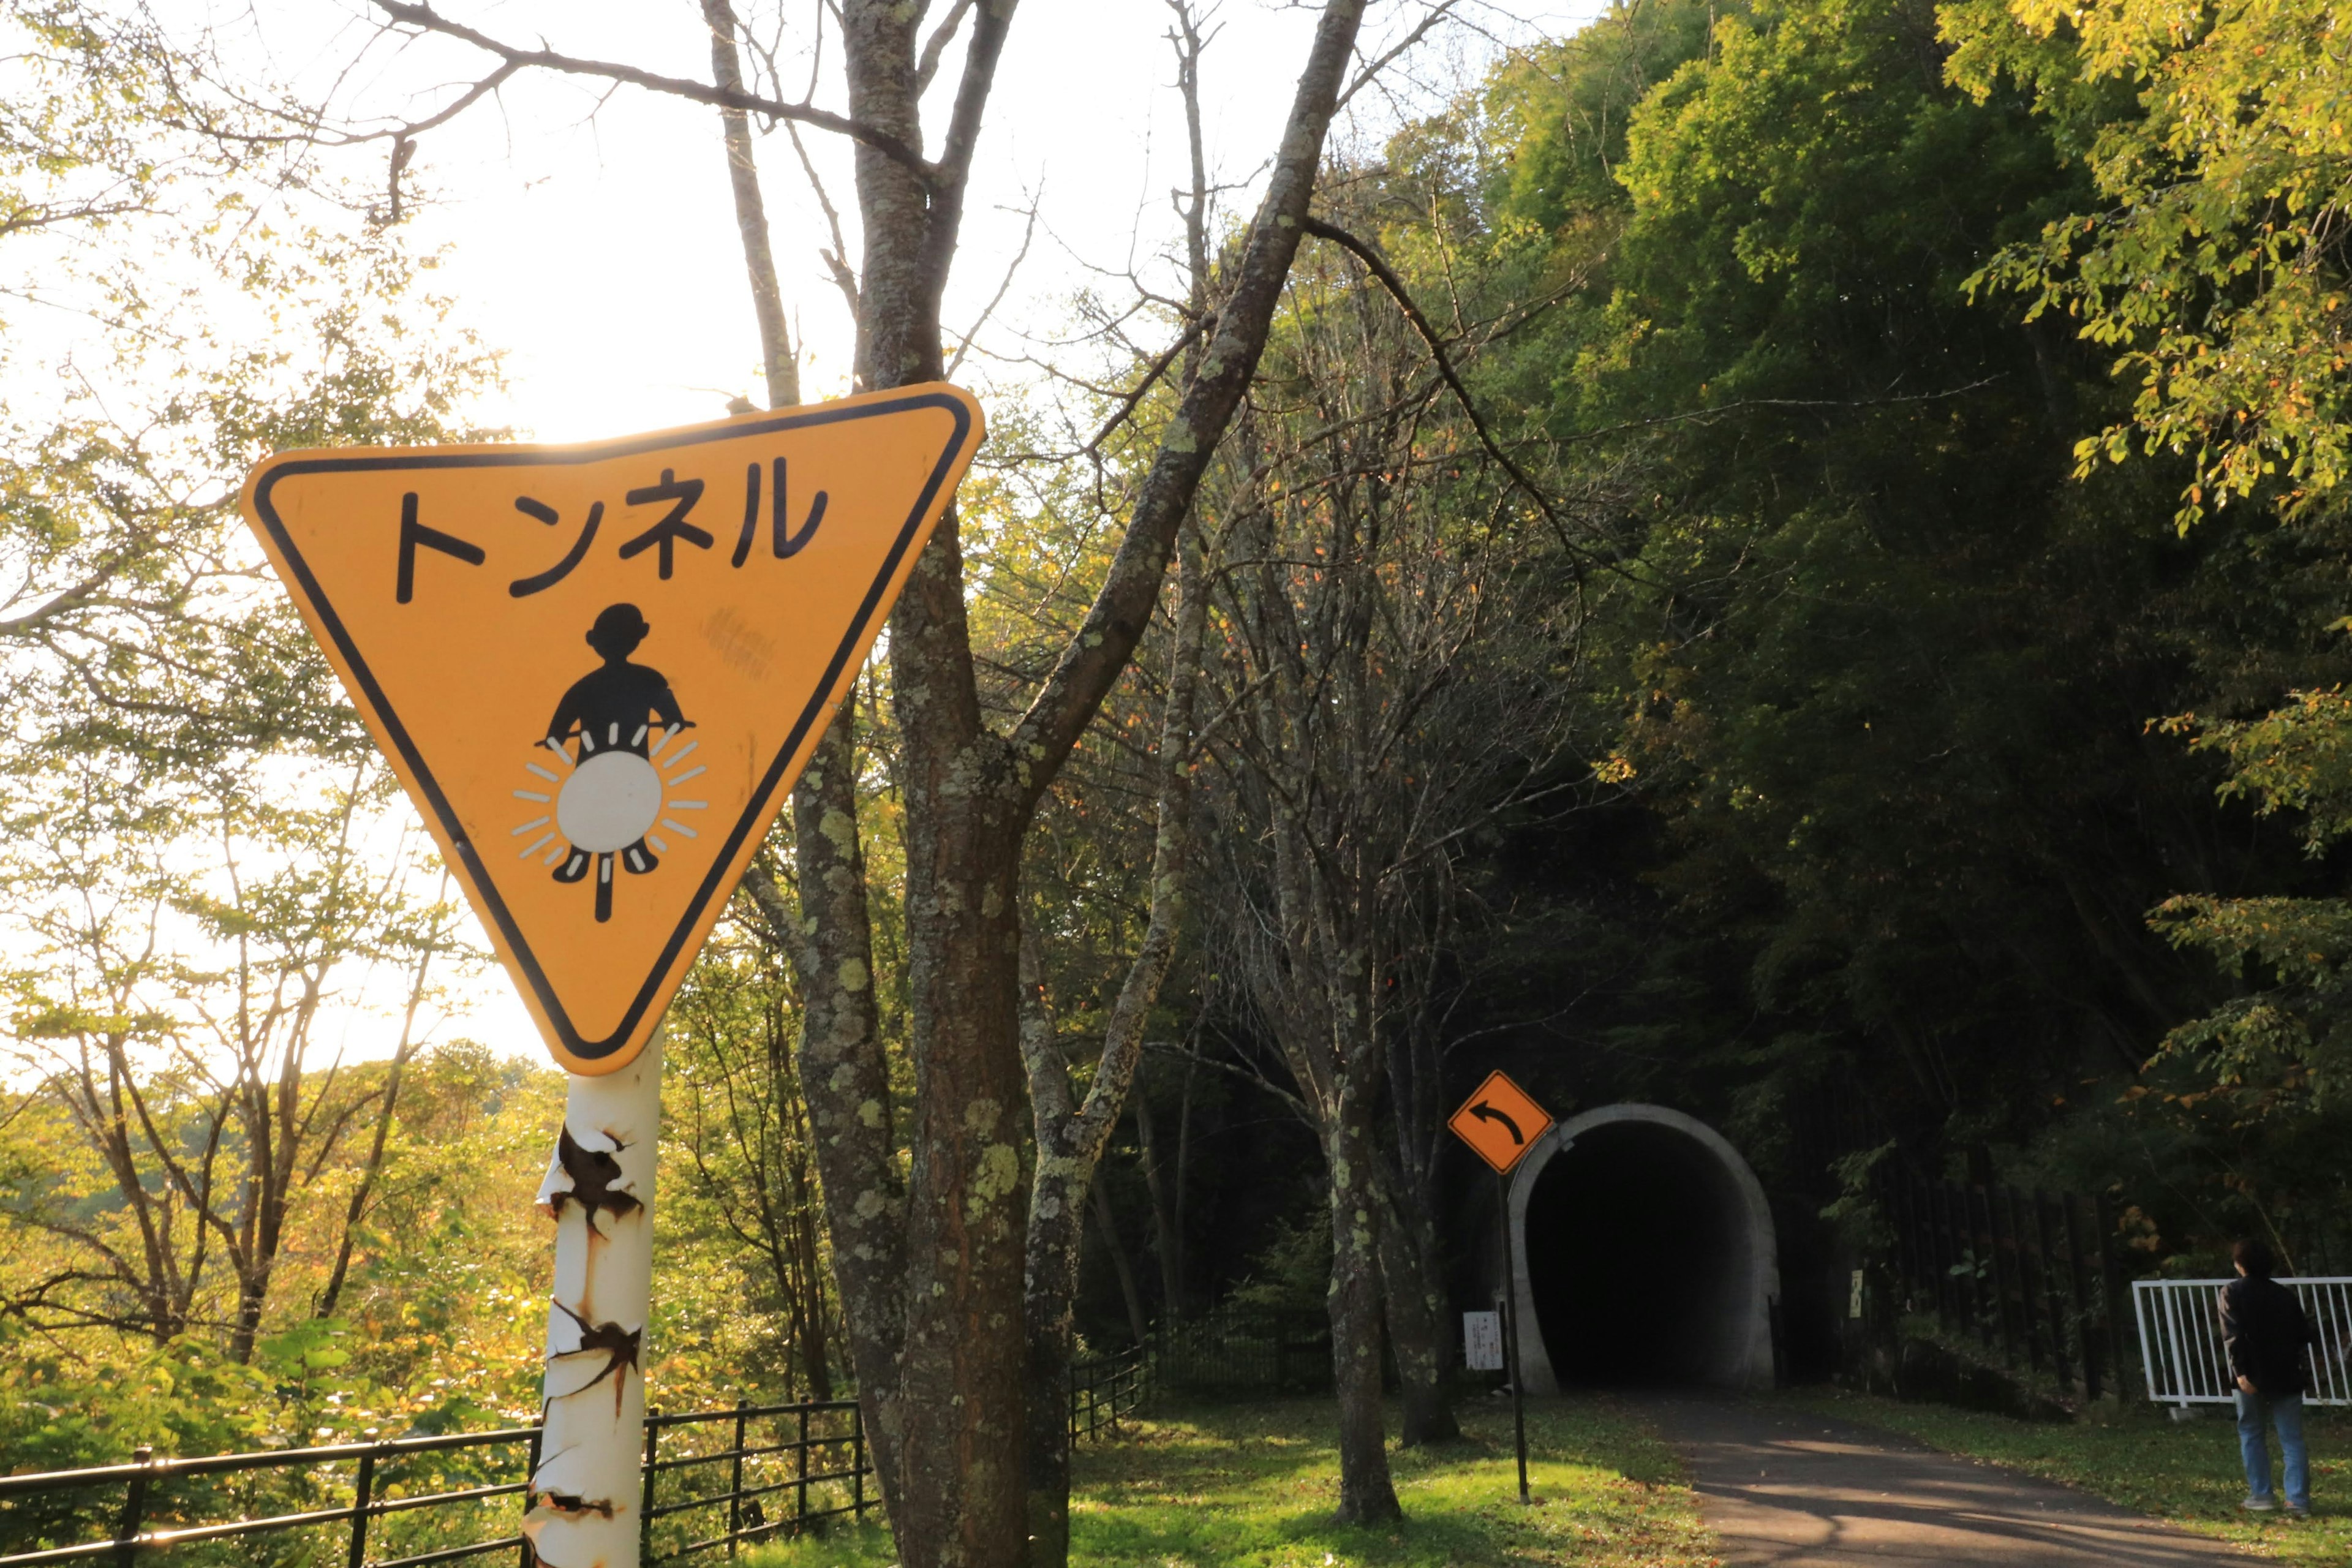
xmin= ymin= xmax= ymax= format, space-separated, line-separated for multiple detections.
xmin=511 ymin=604 xmax=707 ymax=923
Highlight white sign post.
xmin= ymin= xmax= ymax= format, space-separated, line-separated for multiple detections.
xmin=526 ymin=1034 xmax=663 ymax=1564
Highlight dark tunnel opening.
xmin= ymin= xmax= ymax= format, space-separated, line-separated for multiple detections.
xmin=1524 ymin=1119 xmax=1752 ymax=1387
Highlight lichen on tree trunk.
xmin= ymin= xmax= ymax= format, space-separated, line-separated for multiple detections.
xmin=1326 ymin=1079 xmax=1404 ymax=1523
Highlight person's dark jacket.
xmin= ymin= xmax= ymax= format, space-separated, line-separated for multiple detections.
xmin=2220 ymin=1275 xmax=2318 ymax=1396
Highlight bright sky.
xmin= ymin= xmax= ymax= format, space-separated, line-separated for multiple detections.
xmin=208 ymin=0 xmax=1608 ymax=432
xmin=111 ymin=0 xmax=1602 ymax=1068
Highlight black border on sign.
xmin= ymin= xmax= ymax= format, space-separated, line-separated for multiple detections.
xmin=249 ymin=390 xmax=975 ymax=1063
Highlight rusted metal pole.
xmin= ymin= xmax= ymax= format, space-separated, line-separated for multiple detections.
xmin=522 ymin=1030 xmax=663 ymax=1568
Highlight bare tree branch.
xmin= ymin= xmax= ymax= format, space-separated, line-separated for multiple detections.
xmin=914 ymin=0 xmax=976 ymax=93
xmin=945 ymin=194 xmax=1039 ymax=379
xmin=368 ymin=1 xmax=937 ymax=184
xmin=1005 ymin=0 xmax=1373 ymax=816
xmin=783 ymin=121 xmax=862 ymax=322
xmin=1082 ymin=317 xmax=1208 ymax=458
xmin=1336 ymin=0 xmax=1460 ymax=108
xmin=1298 ymin=214 xmax=1580 ymax=551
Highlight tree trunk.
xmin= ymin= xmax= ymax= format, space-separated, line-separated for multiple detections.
xmin=317 ymin=931 xmax=442 ymax=1318
xmin=1017 ymin=929 xmax=1085 ymax=1568
xmin=752 ymin=720 xmax=907 ymax=1499
xmin=835 ymin=11 xmax=1037 ymax=1564
xmin=1091 ymin=1175 xmax=1153 ymax=1348
xmin=1135 ymin=1071 xmax=1191 ymax=1319
xmin=1021 ymin=1167 xmax=1148 ymax=1568
xmin=881 ymin=606 xmax=1030 ymax=1568
xmin=1374 ymin=1155 xmax=1460 ymax=1445
xmin=229 ymin=1265 xmax=268 ymax=1365
xmin=703 ymin=0 xmax=892 ymax=1498
xmin=701 ymin=0 xmax=798 ymax=409
xmin=1212 ymin=374 xmax=1408 ymax=1518
xmin=786 ymin=1139 xmax=835 ymax=1401
xmin=1326 ymin=1075 xmax=1403 ymax=1523
xmin=1376 ymin=974 xmax=1457 ymax=1445
xmin=1019 ymin=516 xmax=1207 ymax=1568
xmin=730 ymin=1 xmax=1368 ymax=1559
xmin=1023 ymin=1297 xmax=1077 ymax=1568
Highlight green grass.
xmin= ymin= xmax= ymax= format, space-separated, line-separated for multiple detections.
xmin=744 ymin=1395 xmax=1713 ymax=1567
xmin=1790 ymin=1387 xmax=2352 ymax=1564
xmin=739 ymin=1517 xmax=896 ymax=1567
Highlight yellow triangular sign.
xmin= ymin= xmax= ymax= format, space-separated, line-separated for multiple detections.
xmin=241 ymin=385 xmax=984 ymax=1074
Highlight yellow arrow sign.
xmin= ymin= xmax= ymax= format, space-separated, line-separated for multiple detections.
xmin=241 ymin=385 xmax=984 ymax=1074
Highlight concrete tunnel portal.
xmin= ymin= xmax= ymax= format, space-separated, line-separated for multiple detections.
xmin=1504 ymin=1104 xmax=1779 ymax=1391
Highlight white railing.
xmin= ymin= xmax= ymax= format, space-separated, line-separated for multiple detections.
xmin=2133 ymin=1276 xmax=2352 ymax=1408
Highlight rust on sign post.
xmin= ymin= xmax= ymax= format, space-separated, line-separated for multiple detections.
xmin=239 ymin=385 xmax=984 ymax=1075
xmin=1447 ymin=1070 xmax=1554 ymax=1175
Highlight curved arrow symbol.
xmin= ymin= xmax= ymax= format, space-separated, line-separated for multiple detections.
xmin=1469 ymin=1102 xmax=1523 ymax=1145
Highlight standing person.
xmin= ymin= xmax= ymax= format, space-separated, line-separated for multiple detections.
xmin=2220 ymin=1238 xmax=2318 ymax=1516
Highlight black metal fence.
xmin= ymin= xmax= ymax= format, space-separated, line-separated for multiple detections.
xmin=0 ymin=1398 xmax=873 ymax=1568
xmin=1068 ymin=1343 xmax=1147 ymax=1442
xmin=1064 ymin=1304 xmax=1329 ymax=1439
xmin=0 ymin=1422 xmax=550 ymax=1568
xmin=0 ymin=1305 xmax=1338 ymax=1566
xmin=1878 ymin=1170 xmax=2130 ymax=1400
xmin=1152 ymin=1303 xmax=1332 ymax=1395
xmin=639 ymin=1399 xmax=867 ymax=1559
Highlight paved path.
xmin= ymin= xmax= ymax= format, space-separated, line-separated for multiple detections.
xmin=1647 ymin=1398 xmax=2245 ymax=1566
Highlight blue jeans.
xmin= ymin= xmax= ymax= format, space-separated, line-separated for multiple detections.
xmin=2236 ymin=1388 xmax=2310 ymax=1510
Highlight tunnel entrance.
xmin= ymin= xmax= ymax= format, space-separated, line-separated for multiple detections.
xmin=1506 ymin=1104 xmax=1777 ymax=1391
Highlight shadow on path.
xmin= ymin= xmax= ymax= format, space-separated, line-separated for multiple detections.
xmin=1646 ymin=1398 xmax=2245 ymax=1566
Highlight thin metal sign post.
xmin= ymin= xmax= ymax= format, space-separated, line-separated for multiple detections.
xmin=1447 ymin=1070 xmax=1553 ymax=1507
xmin=1496 ymin=1169 xmax=1529 ymax=1503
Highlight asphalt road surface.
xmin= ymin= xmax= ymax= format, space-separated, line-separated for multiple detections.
xmin=1648 ymin=1398 xmax=2247 ymax=1566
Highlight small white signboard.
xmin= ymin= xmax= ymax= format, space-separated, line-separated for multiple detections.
xmin=1463 ymin=1310 xmax=1504 ymax=1371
